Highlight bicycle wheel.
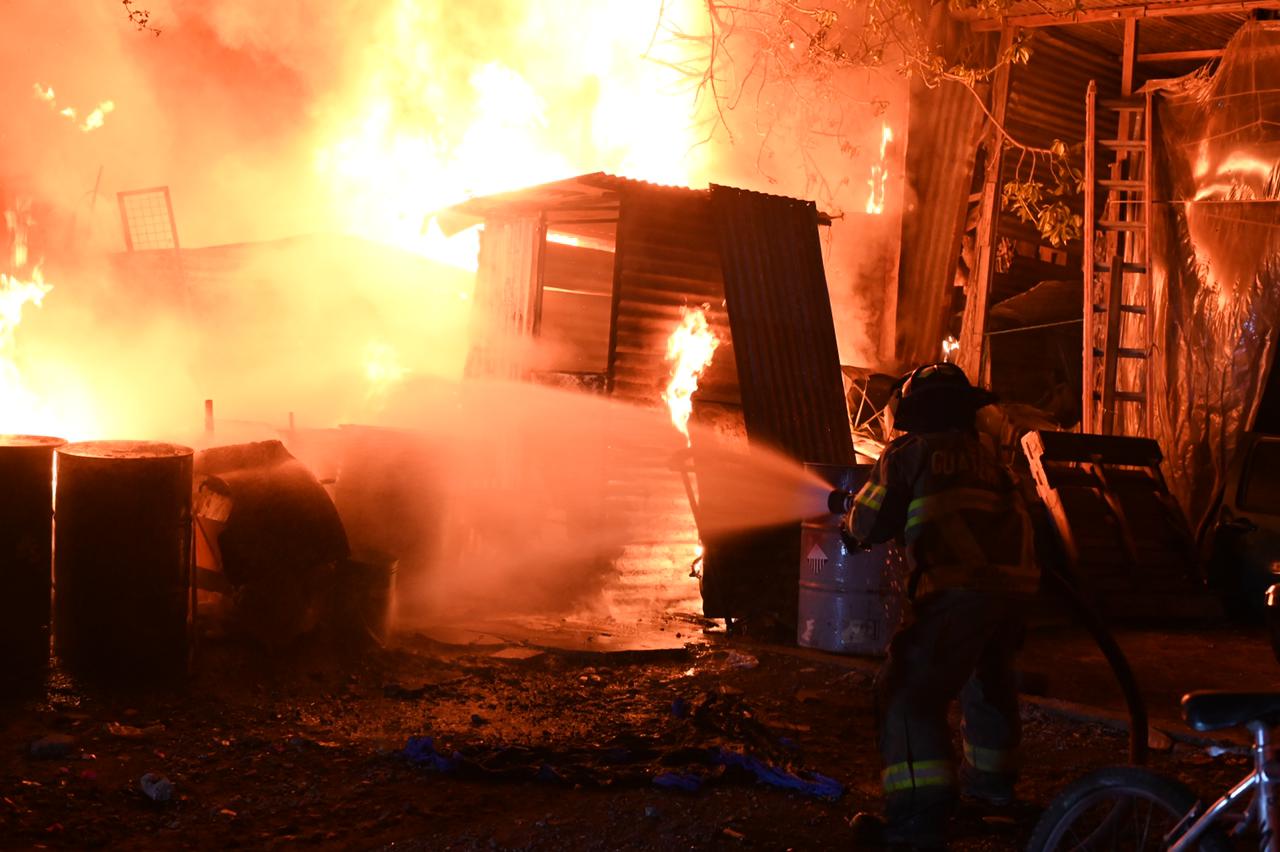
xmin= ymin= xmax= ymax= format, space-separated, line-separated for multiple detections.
xmin=1027 ymin=766 xmax=1231 ymax=851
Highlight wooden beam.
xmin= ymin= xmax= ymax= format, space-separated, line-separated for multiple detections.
xmin=957 ymin=27 xmax=1016 ymax=383
xmin=1142 ymin=88 xmax=1155 ymax=439
xmin=1121 ymin=18 xmax=1137 ymax=97
xmin=967 ymin=1 xmax=1280 ymax=31
xmin=1082 ymin=80 xmax=1098 ymax=433
xmin=1137 ymin=48 xmax=1226 ymax=63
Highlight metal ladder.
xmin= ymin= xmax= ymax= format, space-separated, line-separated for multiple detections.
xmin=1083 ymin=81 xmax=1153 ymax=437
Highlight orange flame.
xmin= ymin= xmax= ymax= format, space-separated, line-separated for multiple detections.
xmin=0 ymin=268 xmax=53 ymax=432
xmin=311 ymin=2 xmax=711 ymax=269
xmin=364 ymin=340 xmax=407 ymax=400
xmin=865 ymin=123 xmax=893 ymax=215
xmin=663 ymin=307 xmax=720 ymax=445
xmin=33 ymin=83 xmax=115 ymax=133
xmin=941 ymin=335 xmax=960 ymax=362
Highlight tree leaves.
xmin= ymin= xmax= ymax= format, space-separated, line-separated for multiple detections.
xmin=1001 ymin=139 xmax=1084 ymax=247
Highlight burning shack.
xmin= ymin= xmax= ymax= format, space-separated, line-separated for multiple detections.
xmin=449 ymin=174 xmax=854 ymax=630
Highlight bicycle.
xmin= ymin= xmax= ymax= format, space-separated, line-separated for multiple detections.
xmin=1027 ymin=690 xmax=1280 ymax=850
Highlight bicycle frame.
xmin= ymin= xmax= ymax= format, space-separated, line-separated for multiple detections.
xmin=1169 ymin=721 xmax=1280 ymax=852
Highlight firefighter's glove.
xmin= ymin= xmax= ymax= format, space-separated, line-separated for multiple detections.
xmin=838 ymin=517 xmax=866 ymax=551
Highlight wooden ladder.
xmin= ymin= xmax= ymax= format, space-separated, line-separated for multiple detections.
xmin=1083 ymin=81 xmax=1153 ymax=436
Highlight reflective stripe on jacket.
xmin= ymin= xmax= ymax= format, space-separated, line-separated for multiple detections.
xmin=845 ymin=430 xmax=1035 ymax=597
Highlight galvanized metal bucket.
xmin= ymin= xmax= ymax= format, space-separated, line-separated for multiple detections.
xmin=797 ymin=462 xmax=907 ymax=655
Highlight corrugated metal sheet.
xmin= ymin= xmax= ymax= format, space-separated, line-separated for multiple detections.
xmin=690 ymin=186 xmax=851 ymax=624
xmin=1006 ymin=29 xmax=1121 ymax=154
xmin=600 ymin=190 xmax=738 ymax=616
xmin=708 ymin=185 xmax=854 ymax=466
xmin=896 ymin=77 xmax=986 ymax=367
xmin=609 ymin=191 xmax=739 ymax=406
xmin=1057 ymin=12 xmax=1248 ymax=55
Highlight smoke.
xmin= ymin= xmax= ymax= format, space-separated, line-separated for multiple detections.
xmin=0 ymin=1 xmax=899 ymax=622
xmin=691 ymin=2 xmax=912 ymax=368
xmin=328 ymin=376 xmax=832 ymax=624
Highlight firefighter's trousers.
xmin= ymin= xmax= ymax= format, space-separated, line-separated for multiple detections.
xmin=876 ymin=588 xmax=1024 ymax=836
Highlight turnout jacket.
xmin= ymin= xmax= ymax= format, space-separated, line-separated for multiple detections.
xmin=845 ymin=429 xmax=1035 ymax=598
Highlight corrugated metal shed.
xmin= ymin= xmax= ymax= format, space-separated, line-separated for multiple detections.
xmin=454 ymin=175 xmax=850 ymax=625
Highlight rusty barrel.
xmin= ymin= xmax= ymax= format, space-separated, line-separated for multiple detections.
xmin=0 ymin=436 xmax=65 ymax=691
xmin=54 ymin=441 xmax=194 ymax=681
xmin=797 ymin=462 xmax=907 ymax=655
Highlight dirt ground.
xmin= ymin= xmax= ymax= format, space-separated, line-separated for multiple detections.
xmin=0 ymin=614 xmax=1267 ymax=851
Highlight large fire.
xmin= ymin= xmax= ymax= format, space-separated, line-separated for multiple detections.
xmin=2 ymin=1 xmax=722 ymax=441
xmin=313 ymin=1 xmax=713 ymax=269
xmin=663 ymin=307 xmax=720 ymax=446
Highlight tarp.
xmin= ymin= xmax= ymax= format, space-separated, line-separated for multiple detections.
xmin=1148 ymin=21 xmax=1280 ymax=535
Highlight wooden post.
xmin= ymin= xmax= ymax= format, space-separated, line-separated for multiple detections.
xmin=957 ymin=26 xmax=1015 ymax=383
xmin=1142 ymin=88 xmax=1156 ymax=438
xmin=1121 ymin=18 xmax=1138 ymax=98
xmin=1082 ymin=81 xmax=1098 ymax=433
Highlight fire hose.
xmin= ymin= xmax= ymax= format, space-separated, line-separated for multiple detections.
xmin=673 ymin=447 xmax=1148 ymax=766
xmin=827 ymin=488 xmax=1149 ymax=766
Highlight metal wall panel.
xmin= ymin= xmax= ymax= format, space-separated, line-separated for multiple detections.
xmin=708 ymin=185 xmax=854 ymax=466
xmin=896 ymin=76 xmax=986 ymax=367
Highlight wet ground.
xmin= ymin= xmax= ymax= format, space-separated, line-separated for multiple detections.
xmin=0 ymin=613 xmax=1268 ymax=851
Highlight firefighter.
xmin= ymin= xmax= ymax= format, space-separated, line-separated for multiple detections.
xmin=842 ymin=362 xmax=1036 ymax=850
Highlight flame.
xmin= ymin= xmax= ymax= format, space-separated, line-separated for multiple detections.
xmin=364 ymin=340 xmax=408 ymax=399
xmin=853 ymin=435 xmax=885 ymax=461
xmin=311 ymin=2 xmax=710 ymax=268
xmin=865 ymin=123 xmax=894 ymax=215
xmin=33 ymin=83 xmax=115 ymax=133
xmin=663 ymin=307 xmax=720 ymax=446
xmin=0 ymin=268 xmax=53 ymax=432
xmin=942 ymin=335 xmax=960 ymax=362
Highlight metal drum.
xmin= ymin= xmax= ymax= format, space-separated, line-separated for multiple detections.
xmin=797 ymin=462 xmax=907 ymax=655
xmin=54 ymin=441 xmax=193 ymax=681
xmin=0 ymin=436 xmax=65 ymax=691
xmin=334 ymin=425 xmax=443 ymax=624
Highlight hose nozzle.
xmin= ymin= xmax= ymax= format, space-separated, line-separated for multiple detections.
xmin=828 ymin=488 xmax=854 ymax=515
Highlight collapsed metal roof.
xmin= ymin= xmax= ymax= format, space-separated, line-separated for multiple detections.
xmin=447 ymin=172 xmax=833 ymax=227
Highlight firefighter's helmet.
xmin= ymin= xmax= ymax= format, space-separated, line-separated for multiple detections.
xmin=887 ymin=362 xmax=998 ymax=433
